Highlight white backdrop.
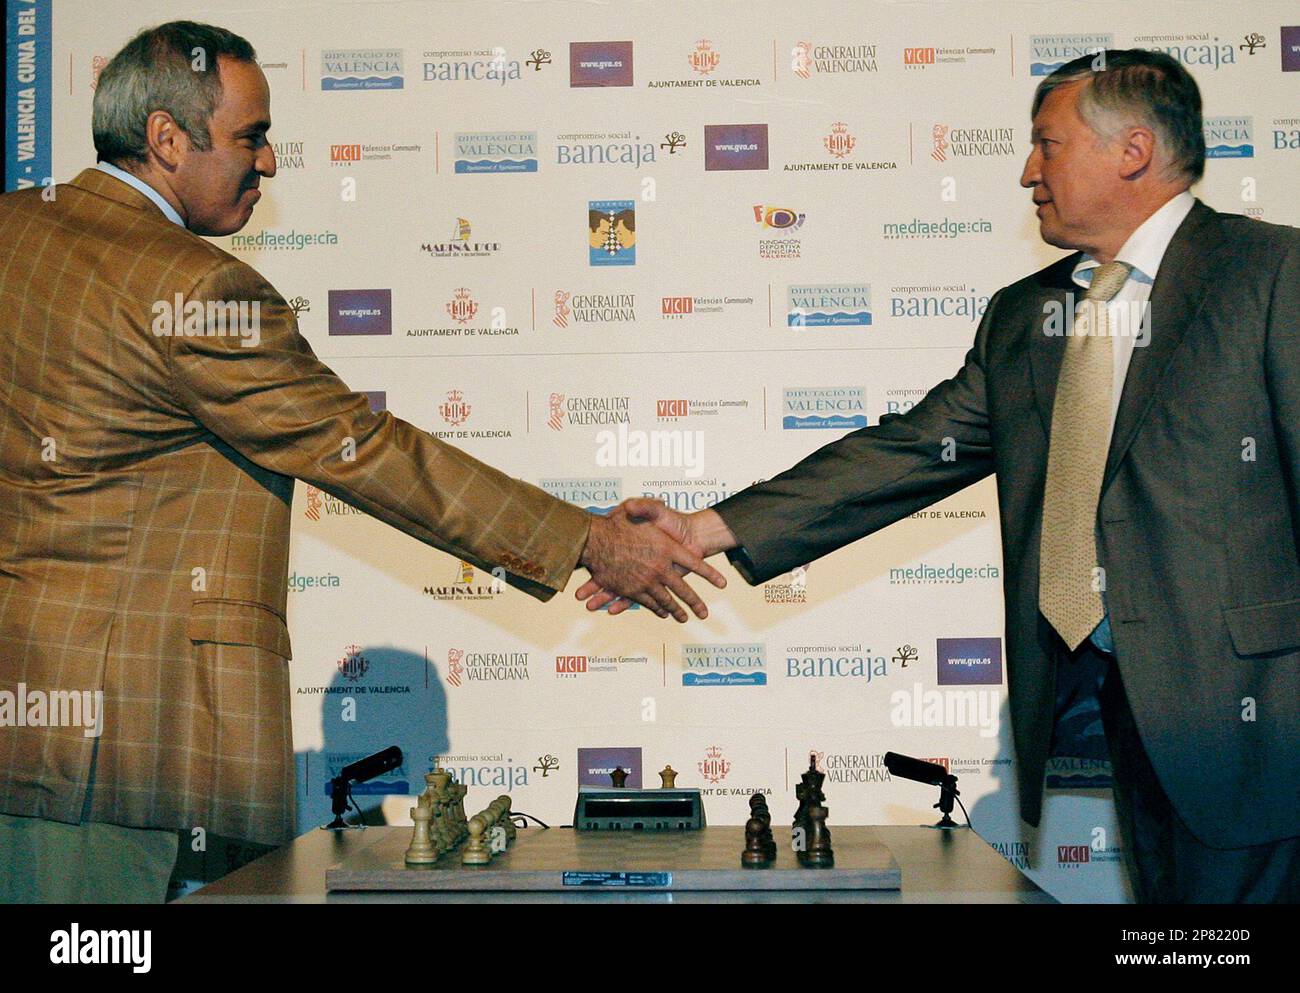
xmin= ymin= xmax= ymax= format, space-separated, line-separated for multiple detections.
xmin=37 ymin=0 xmax=1300 ymax=902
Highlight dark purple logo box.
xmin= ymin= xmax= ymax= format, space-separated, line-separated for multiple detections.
xmin=360 ymin=390 xmax=386 ymax=413
xmin=1283 ymin=27 xmax=1300 ymax=71
xmin=569 ymin=41 xmax=634 ymax=87
xmin=704 ymin=124 xmax=769 ymax=171
xmin=577 ymin=746 xmax=642 ymax=788
xmin=936 ymin=637 xmax=1003 ymax=685
xmin=328 ymin=289 xmax=392 ymax=335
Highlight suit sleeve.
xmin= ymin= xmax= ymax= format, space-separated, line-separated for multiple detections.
xmin=1265 ymin=235 xmax=1300 ymax=549
xmin=713 ymin=289 xmax=1003 ymax=584
xmin=163 ymin=258 xmax=590 ymax=601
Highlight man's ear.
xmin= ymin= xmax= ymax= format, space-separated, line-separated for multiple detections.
xmin=1118 ymin=125 xmax=1156 ymax=180
xmin=145 ymin=110 xmax=189 ymax=170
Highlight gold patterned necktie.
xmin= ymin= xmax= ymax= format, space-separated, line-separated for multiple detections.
xmin=1039 ymin=259 xmax=1132 ymax=651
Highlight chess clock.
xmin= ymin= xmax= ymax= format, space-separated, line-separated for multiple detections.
xmin=573 ymin=788 xmax=706 ymax=831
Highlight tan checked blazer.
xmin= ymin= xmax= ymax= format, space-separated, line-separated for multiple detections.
xmin=0 ymin=169 xmax=589 ymax=846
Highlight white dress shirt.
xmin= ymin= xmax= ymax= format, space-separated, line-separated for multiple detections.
xmin=1071 ymin=190 xmax=1196 ymax=437
xmin=95 ymin=160 xmax=185 ymax=228
xmin=1072 ymin=189 xmax=1195 ymax=654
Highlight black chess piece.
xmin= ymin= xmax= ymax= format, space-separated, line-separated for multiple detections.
xmin=610 ymin=766 xmax=628 ymax=788
xmin=802 ymin=753 xmax=826 ymax=805
xmin=750 ymin=793 xmax=777 ymax=860
xmin=793 ymin=781 xmax=809 ymax=831
xmin=800 ymin=803 xmax=834 ymax=868
xmin=741 ymin=815 xmax=772 ymax=868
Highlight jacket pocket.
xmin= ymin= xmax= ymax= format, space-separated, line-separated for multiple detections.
xmin=187 ymin=598 xmax=293 ymax=660
xmin=1223 ymin=597 xmax=1300 ymax=657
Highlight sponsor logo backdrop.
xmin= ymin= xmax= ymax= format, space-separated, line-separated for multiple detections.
xmin=28 ymin=0 xmax=1300 ymax=903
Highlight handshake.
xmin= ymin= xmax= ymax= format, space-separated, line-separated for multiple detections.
xmin=575 ymin=498 xmax=739 ymax=622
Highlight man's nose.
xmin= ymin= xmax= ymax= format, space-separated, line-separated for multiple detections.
xmin=257 ymin=144 xmax=277 ymax=178
xmin=1019 ymin=147 xmax=1040 ymax=188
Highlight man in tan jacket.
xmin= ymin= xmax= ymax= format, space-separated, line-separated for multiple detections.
xmin=0 ymin=20 xmax=723 ymax=902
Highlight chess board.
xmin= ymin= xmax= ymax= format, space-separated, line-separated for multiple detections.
xmin=325 ymin=825 xmax=901 ymax=892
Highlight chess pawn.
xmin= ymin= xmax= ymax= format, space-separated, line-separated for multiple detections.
xmin=452 ymin=783 xmax=469 ymax=841
xmin=741 ymin=816 xmax=773 ymax=868
xmin=659 ymin=766 xmax=678 ymax=789
xmin=462 ymin=814 xmax=492 ymax=865
xmin=802 ymin=803 xmax=834 ymax=868
xmin=751 ymin=794 xmax=777 ymax=860
xmin=405 ymin=799 xmax=438 ymax=865
xmin=498 ymin=796 xmax=516 ymax=843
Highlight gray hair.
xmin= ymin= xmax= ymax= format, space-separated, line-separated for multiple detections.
xmin=1031 ymin=49 xmax=1205 ymax=185
xmin=93 ymin=20 xmax=257 ymax=165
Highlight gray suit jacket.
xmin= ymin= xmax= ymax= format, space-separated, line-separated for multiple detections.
xmin=713 ymin=200 xmax=1300 ymax=848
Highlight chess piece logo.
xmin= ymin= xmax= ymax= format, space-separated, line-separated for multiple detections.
xmin=690 ymin=39 xmax=720 ymax=76
xmin=446 ymin=287 xmax=478 ymax=325
xmin=337 ymin=644 xmax=369 ymax=682
xmin=553 ymin=290 xmax=572 ymax=328
xmin=698 ymin=745 xmax=731 ymax=784
xmin=439 ymin=389 xmax=471 ymax=428
xmin=824 ymin=121 xmax=856 ymax=159
xmin=446 ymin=648 xmax=465 ymax=688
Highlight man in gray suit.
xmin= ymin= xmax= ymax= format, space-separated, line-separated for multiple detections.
xmin=585 ymin=50 xmax=1300 ymax=902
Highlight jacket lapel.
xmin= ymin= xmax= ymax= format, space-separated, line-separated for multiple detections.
xmin=1027 ymin=257 xmax=1079 ymax=439
xmin=1100 ymin=200 xmax=1221 ymax=493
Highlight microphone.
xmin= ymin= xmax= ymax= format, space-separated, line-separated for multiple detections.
xmin=322 ymin=745 xmax=403 ymax=830
xmin=339 ymin=746 xmax=403 ymax=786
xmin=883 ymin=752 xmax=949 ymax=786
xmin=884 ymin=751 xmax=965 ymax=829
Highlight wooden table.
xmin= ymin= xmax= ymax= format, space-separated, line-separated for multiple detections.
xmin=180 ymin=824 xmax=1054 ymax=903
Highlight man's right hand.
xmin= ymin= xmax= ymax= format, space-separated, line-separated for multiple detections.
xmin=576 ymin=499 xmax=737 ymax=617
xmin=578 ymin=503 xmax=728 ymax=622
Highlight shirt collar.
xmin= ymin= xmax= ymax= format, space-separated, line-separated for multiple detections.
xmin=1071 ymin=190 xmax=1196 ymax=289
xmin=94 ymin=161 xmax=186 ymax=228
